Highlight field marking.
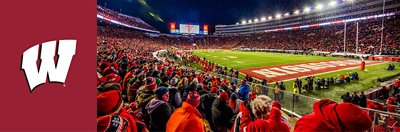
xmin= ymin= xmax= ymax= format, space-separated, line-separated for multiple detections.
xmin=240 ymin=61 xmax=385 ymax=84
xmin=275 ymin=62 xmax=386 ymax=83
xmin=227 ymin=56 xmax=237 ymax=58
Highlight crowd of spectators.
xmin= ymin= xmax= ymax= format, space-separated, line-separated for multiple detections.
xmin=204 ymin=15 xmax=400 ymax=55
xmin=97 ymin=11 xmax=399 ymax=56
xmin=96 ymin=20 xmax=376 ymax=132
xmin=98 ymin=6 xmax=157 ymax=31
xmin=359 ymin=78 xmax=400 ymax=131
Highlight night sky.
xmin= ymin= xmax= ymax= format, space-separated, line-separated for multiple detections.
xmin=97 ymin=0 xmax=318 ymax=34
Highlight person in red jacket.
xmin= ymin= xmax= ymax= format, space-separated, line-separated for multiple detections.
xmin=295 ymin=99 xmax=372 ymax=132
xmin=267 ymin=107 xmax=290 ymax=132
xmin=394 ymin=79 xmax=400 ymax=88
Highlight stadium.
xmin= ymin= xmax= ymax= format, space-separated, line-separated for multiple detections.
xmin=97 ymin=0 xmax=400 ymax=131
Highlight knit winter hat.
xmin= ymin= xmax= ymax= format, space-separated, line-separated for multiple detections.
xmin=210 ymin=87 xmax=219 ymax=93
xmin=161 ymin=75 xmax=170 ymax=83
xmin=97 ymin=114 xmax=129 ymax=132
xmin=186 ymin=91 xmax=200 ymax=107
xmin=251 ymin=95 xmax=273 ymax=118
xmin=335 ymin=102 xmax=372 ymax=131
xmin=170 ymin=77 xmax=179 ymax=86
xmin=97 ymin=90 xmax=123 ymax=116
xmin=105 ymin=73 xmax=121 ymax=84
xmin=146 ymin=77 xmax=157 ymax=91
xmin=249 ymin=92 xmax=257 ymax=100
xmin=220 ymin=92 xmax=229 ymax=102
xmin=155 ymin=86 xmax=169 ymax=99
xmin=272 ymin=101 xmax=282 ymax=110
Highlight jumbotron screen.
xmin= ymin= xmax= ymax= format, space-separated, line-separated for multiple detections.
xmin=179 ymin=24 xmax=200 ymax=34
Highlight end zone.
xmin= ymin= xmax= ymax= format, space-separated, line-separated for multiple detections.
xmin=238 ymin=60 xmax=383 ymax=82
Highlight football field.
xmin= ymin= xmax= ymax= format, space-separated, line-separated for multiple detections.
xmin=193 ymin=50 xmax=341 ymax=70
xmin=191 ymin=50 xmax=400 ymax=101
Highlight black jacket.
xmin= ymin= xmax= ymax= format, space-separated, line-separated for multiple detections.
xmin=145 ymin=99 xmax=171 ymax=131
xmin=211 ymin=98 xmax=235 ymax=131
xmin=360 ymin=95 xmax=367 ymax=107
xmin=198 ymin=93 xmax=217 ymax=131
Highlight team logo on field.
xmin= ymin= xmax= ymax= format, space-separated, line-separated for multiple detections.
xmin=21 ymin=40 xmax=77 ymax=92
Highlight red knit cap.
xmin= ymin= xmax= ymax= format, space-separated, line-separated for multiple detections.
xmin=220 ymin=92 xmax=229 ymax=102
xmin=97 ymin=114 xmax=129 ymax=132
xmin=210 ymin=87 xmax=218 ymax=93
xmin=97 ymin=90 xmax=123 ymax=116
xmin=249 ymin=92 xmax=257 ymax=100
xmin=145 ymin=77 xmax=157 ymax=91
xmin=186 ymin=91 xmax=200 ymax=107
xmin=272 ymin=101 xmax=281 ymax=110
xmin=335 ymin=102 xmax=372 ymax=131
xmin=105 ymin=73 xmax=121 ymax=84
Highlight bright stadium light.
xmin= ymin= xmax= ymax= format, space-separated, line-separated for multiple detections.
xmin=316 ymin=4 xmax=323 ymax=10
xmin=294 ymin=10 xmax=300 ymax=14
xmin=254 ymin=18 xmax=259 ymax=23
xmin=329 ymin=1 xmax=337 ymax=6
xmin=236 ymin=22 xmax=239 ymax=25
xmin=241 ymin=20 xmax=246 ymax=24
xmin=284 ymin=12 xmax=290 ymax=16
xmin=268 ymin=16 xmax=273 ymax=20
xmin=248 ymin=19 xmax=252 ymax=23
xmin=261 ymin=17 xmax=266 ymax=21
xmin=304 ymin=7 xmax=311 ymax=13
xmin=275 ymin=14 xmax=282 ymax=19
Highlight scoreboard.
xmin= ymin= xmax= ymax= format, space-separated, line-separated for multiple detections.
xmin=179 ymin=24 xmax=200 ymax=34
xmin=170 ymin=22 xmax=208 ymax=35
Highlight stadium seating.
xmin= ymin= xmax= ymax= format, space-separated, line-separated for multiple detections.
xmin=206 ymin=16 xmax=400 ymax=55
xmin=97 ymin=6 xmax=157 ymax=31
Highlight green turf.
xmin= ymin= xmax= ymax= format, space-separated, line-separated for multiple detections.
xmin=191 ymin=50 xmax=400 ymax=102
xmin=192 ymin=50 xmax=341 ymax=70
xmin=282 ymin=63 xmax=400 ymax=102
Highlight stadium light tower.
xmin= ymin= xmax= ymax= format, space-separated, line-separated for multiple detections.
xmin=236 ymin=22 xmax=239 ymax=25
xmin=294 ymin=10 xmax=300 ymax=14
xmin=284 ymin=13 xmax=290 ymax=16
xmin=241 ymin=20 xmax=246 ymax=24
xmin=248 ymin=19 xmax=252 ymax=23
xmin=316 ymin=4 xmax=323 ymax=10
xmin=329 ymin=1 xmax=337 ymax=6
xmin=268 ymin=16 xmax=273 ymax=20
xmin=261 ymin=17 xmax=266 ymax=21
xmin=304 ymin=7 xmax=311 ymax=13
